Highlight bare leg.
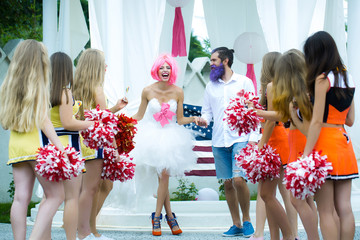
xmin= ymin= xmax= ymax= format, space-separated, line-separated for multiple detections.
xmin=30 ymin=162 xmax=65 ymax=240
xmin=333 ymin=208 xmax=340 ymax=240
xmin=152 ymin=170 xmax=170 ymax=234
xmin=290 ymin=195 xmax=319 ymax=239
xmin=163 ymin=189 xmax=180 ymax=232
xmin=233 ymin=177 xmax=251 ymax=223
xmin=252 ymin=182 xmax=266 ymax=238
xmin=260 ymin=178 xmax=293 ymax=240
xmin=11 ymin=163 xmax=36 ymax=240
xmin=63 ymin=175 xmax=82 ymax=240
xmin=278 ymin=168 xmax=298 ymax=237
xmin=77 ymin=159 xmax=103 ymax=239
xmin=316 ymin=180 xmax=337 ymax=240
xmin=224 ymin=179 xmax=241 ymax=227
xmin=334 ymin=180 xmax=355 ymax=240
xmin=90 ymin=179 xmax=113 ymax=237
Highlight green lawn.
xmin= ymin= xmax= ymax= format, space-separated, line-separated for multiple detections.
xmin=0 ymin=202 xmax=38 ymax=223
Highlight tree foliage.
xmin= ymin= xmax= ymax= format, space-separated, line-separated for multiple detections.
xmin=0 ymin=0 xmax=43 ymax=47
xmin=188 ymin=31 xmax=211 ymax=62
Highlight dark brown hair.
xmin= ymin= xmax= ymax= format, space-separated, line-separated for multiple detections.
xmin=50 ymin=52 xmax=73 ymax=107
xmin=303 ymin=31 xmax=348 ymax=99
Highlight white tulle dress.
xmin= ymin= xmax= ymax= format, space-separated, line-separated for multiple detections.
xmin=131 ymin=98 xmax=197 ymax=177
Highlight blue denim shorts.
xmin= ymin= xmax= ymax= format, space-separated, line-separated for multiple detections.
xmin=212 ymin=142 xmax=248 ymax=180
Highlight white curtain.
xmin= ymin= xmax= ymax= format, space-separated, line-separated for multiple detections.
xmin=88 ymin=0 xmax=166 ymax=115
xmin=323 ymin=0 xmax=347 ymax=64
xmin=256 ymin=0 xmax=316 ymax=53
xmin=88 ymin=0 xmax=167 ymax=210
xmin=345 ymin=0 xmax=360 ymax=158
xmin=43 ymin=0 xmax=89 ymax=60
xmin=203 ymin=0 xmax=265 ymax=76
xmin=42 ymin=0 xmax=57 ymax=56
xmin=57 ymin=0 xmax=89 ymax=61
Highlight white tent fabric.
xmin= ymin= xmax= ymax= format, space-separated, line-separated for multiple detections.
xmin=88 ymin=0 xmax=166 ymax=115
xmin=42 ymin=0 xmax=58 ymax=56
xmin=42 ymin=0 xmax=89 ymax=60
xmin=345 ymin=0 xmax=360 ymax=158
xmin=57 ymin=0 xmax=89 ymax=61
xmin=203 ymin=0 xmax=265 ymax=75
xmin=256 ymin=0 xmax=317 ymax=53
xmin=323 ymin=0 xmax=347 ymax=64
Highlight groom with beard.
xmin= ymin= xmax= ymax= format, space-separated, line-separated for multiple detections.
xmin=197 ymin=47 xmax=259 ymax=238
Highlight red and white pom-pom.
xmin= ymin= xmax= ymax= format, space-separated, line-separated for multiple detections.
xmin=101 ymin=147 xmax=136 ymax=182
xmin=35 ymin=144 xmax=85 ymax=181
xmin=224 ymin=89 xmax=263 ymax=135
xmin=284 ymin=151 xmax=332 ymax=200
xmin=81 ymin=105 xmax=120 ymax=149
xmin=235 ymin=144 xmax=281 ymax=184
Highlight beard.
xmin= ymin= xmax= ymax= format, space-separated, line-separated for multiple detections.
xmin=209 ymin=63 xmax=225 ymax=82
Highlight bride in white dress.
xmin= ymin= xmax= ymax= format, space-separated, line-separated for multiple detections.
xmin=131 ymin=54 xmax=198 ymax=236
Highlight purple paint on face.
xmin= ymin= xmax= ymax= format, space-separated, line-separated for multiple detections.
xmin=209 ymin=63 xmax=225 ymax=82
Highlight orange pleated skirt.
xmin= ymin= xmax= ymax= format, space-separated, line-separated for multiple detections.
xmin=268 ymin=123 xmax=290 ymax=166
xmin=288 ymin=129 xmax=306 ymax=164
xmin=313 ymin=127 xmax=358 ymax=180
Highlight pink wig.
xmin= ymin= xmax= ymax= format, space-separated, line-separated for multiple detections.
xmin=150 ymin=54 xmax=178 ymax=85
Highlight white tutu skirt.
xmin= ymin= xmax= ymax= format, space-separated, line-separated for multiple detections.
xmin=131 ymin=119 xmax=197 ymax=177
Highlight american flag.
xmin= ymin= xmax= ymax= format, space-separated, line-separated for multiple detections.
xmin=183 ymin=103 xmax=216 ymax=177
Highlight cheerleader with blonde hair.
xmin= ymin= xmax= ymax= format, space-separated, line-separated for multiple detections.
xmin=73 ymin=48 xmax=127 ymax=240
xmin=254 ymin=49 xmax=319 ymax=240
xmin=250 ymin=52 xmax=299 ymax=240
xmin=0 ymin=39 xmax=65 ymax=240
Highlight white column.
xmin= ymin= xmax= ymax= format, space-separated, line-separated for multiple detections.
xmin=42 ymin=0 xmax=57 ymax=56
xmin=345 ymin=0 xmax=360 ymax=158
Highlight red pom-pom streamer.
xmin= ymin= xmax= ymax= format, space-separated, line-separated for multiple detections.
xmin=224 ymin=89 xmax=263 ymax=135
xmin=235 ymin=144 xmax=281 ymax=184
xmin=35 ymin=144 xmax=85 ymax=181
xmin=284 ymin=151 xmax=333 ymax=200
xmin=101 ymin=147 xmax=136 ymax=182
xmin=115 ymin=114 xmax=137 ymax=154
xmin=81 ymin=105 xmax=119 ymax=149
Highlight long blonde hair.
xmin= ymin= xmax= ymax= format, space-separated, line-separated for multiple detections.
xmin=272 ymin=49 xmax=312 ymax=122
xmin=259 ymin=52 xmax=282 ymax=107
xmin=0 ymin=40 xmax=50 ymax=132
xmin=73 ymin=49 xmax=105 ymax=119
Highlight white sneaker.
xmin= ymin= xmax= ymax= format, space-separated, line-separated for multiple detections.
xmin=82 ymin=234 xmax=96 ymax=240
xmin=95 ymin=234 xmax=114 ymax=240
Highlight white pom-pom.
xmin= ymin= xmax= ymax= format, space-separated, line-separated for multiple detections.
xmin=284 ymin=151 xmax=332 ymax=199
xmin=224 ymin=89 xmax=263 ymax=135
xmin=236 ymin=144 xmax=281 ymax=184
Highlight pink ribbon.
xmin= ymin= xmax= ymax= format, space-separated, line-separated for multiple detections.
xmin=172 ymin=7 xmax=187 ymax=57
xmin=246 ymin=64 xmax=257 ymax=95
xmin=153 ymin=103 xmax=176 ymax=127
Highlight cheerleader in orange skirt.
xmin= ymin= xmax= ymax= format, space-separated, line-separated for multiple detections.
xmin=303 ymin=31 xmax=358 ymax=240
xmin=250 ymin=52 xmax=297 ymax=240
xmin=257 ymin=49 xmax=320 ymax=240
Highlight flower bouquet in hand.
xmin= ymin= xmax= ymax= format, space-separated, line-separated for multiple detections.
xmin=115 ymin=113 xmax=137 ymax=154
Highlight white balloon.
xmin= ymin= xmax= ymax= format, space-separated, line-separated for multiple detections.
xmin=196 ymin=188 xmax=219 ymax=201
xmin=167 ymin=0 xmax=191 ymax=8
xmin=233 ymin=32 xmax=268 ymax=64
